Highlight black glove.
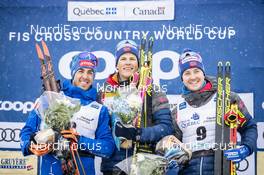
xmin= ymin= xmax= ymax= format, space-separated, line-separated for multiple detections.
xmin=115 ymin=122 xmax=140 ymax=141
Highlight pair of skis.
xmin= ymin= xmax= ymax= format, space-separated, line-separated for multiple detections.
xmin=132 ymin=36 xmax=154 ymax=153
xmin=35 ymin=40 xmax=85 ymax=175
xmin=130 ymin=36 xmax=154 ymax=175
xmin=35 ymin=40 xmax=59 ymax=92
xmin=214 ymin=62 xmax=238 ymax=175
xmin=139 ymin=36 xmax=154 ymax=129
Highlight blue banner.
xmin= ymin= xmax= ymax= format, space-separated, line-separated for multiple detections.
xmin=0 ymin=0 xmax=263 ymax=174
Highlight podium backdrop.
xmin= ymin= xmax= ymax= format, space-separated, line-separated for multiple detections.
xmin=0 ymin=1 xmax=263 ymax=174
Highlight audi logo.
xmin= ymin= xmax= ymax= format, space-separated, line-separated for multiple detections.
xmin=0 ymin=128 xmax=21 ymax=142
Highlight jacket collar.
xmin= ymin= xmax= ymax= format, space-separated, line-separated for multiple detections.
xmin=62 ymin=80 xmax=97 ymax=105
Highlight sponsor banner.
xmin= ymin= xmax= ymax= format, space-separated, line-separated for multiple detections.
xmin=0 ymin=150 xmax=37 ymax=174
xmin=257 ymin=122 xmax=264 ymax=149
xmin=0 ymin=122 xmax=25 ymax=149
xmin=68 ymin=0 xmax=174 ymax=21
xmin=257 ymin=151 xmax=264 ymax=175
xmin=58 ymin=50 xmax=180 ymax=85
xmin=0 ymin=100 xmax=34 ymax=114
xmin=237 ymin=152 xmax=255 ymax=175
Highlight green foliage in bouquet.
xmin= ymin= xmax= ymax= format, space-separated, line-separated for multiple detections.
xmin=137 ymin=157 xmax=166 ymax=175
xmin=104 ymin=89 xmax=142 ymax=125
xmin=44 ymin=102 xmax=81 ymax=131
xmin=129 ymin=153 xmax=167 ymax=175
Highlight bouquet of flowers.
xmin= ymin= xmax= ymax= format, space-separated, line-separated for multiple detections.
xmin=35 ymin=91 xmax=81 ymax=143
xmin=116 ymin=153 xmax=168 ymax=175
xmin=103 ymin=85 xmax=142 ymax=149
xmin=104 ymin=85 xmax=142 ymax=126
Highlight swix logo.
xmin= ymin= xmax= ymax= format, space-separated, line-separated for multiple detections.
xmin=123 ymin=47 xmax=131 ymax=52
xmin=79 ymin=60 xmax=95 ymax=67
xmin=181 ymin=56 xmax=202 ymax=64
xmin=0 ymin=100 xmax=34 ymax=114
xmin=190 ymin=61 xmax=198 ymax=67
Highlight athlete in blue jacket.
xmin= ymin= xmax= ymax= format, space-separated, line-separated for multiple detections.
xmin=168 ymin=49 xmax=257 ymax=175
xmin=20 ymin=52 xmax=115 ymax=175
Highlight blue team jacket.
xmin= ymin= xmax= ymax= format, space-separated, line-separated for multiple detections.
xmin=20 ymin=80 xmax=115 ymax=175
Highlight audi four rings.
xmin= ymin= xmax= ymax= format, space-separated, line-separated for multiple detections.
xmin=0 ymin=128 xmax=21 ymax=142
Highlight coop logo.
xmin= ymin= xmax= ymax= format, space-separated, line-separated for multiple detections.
xmin=0 ymin=100 xmax=34 ymax=114
xmin=133 ymin=6 xmax=165 ymax=16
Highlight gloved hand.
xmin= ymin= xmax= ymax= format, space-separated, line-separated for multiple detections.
xmin=224 ymin=145 xmax=250 ymax=163
xmin=115 ymin=121 xmax=139 ymax=141
xmin=165 ymin=147 xmax=185 ymax=160
xmin=166 ymin=160 xmax=180 ymax=175
xmin=61 ymin=128 xmax=79 ymax=143
xmin=29 ymin=133 xmax=52 ymax=156
xmin=29 ymin=142 xmax=53 ymax=156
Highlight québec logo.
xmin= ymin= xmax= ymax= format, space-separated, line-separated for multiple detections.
xmin=0 ymin=100 xmax=34 ymax=114
xmin=73 ymin=7 xmax=117 ymax=16
xmin=105 ymin=7 xmax=117 ymax=15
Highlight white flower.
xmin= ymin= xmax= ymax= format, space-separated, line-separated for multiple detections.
xmin=137 ymin=153 xmax=145 ymax=162
xmin=126 ymin=93 xmax=142 ymax=111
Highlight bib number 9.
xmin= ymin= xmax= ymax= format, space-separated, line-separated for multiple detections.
xmin=196 ymin=126 xmax=206 ymax=140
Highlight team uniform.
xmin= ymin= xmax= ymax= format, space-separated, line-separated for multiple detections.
xmin=20 ymin=51 xmax=115 ymax=175
xmin=171 ymin=76 xmax=257 ymax=174
xmin=99 ymin=73 xmax=174 ymax=174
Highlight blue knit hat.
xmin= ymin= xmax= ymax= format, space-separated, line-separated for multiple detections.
xmin=70 ymin=52 xmax=98 ymax=78
xmin=115 ymin=40 xmax=139 ymax=66
xmin=178 ymin=49 xmax=205 ymax=78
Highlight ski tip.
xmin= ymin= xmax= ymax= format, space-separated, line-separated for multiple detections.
xmin=35 ymin=43 xmax=44 ymax=60
xmin=41 ymin=40 xmax=50 ymax=56
xmin=148 ymin=37 xmax=154 ymax=48
xmin=225 ymin=61 xmax=231 ymax=66
xmin=217 ymin=61 xmax=223 ymax=66
xmin=142 ymin=34 xmax=147 ymax=40
xmin=140 ymin=39 xmax=146 ymax=50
